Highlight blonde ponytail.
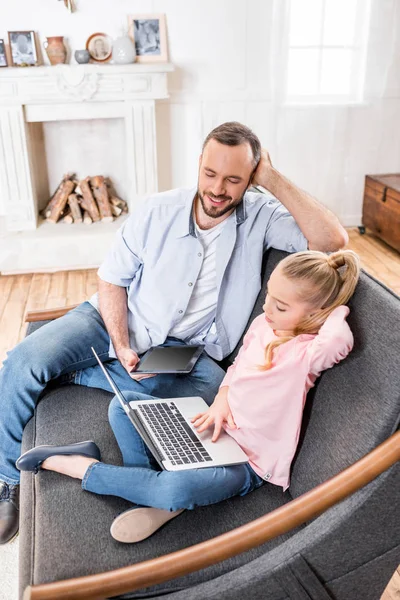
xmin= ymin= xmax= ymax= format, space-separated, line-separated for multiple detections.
xmin=260 ymin=249 xmax=360 ymax=370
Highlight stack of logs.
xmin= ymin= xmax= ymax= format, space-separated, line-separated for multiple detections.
xmin=42 ymin=174 xmax=128 ymax=224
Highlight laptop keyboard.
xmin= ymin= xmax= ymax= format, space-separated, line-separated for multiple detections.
xmin=138 ymin=402 xmax=213 ymax=465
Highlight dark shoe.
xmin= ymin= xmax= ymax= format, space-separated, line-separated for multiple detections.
xmin=0 ymin=481 xmax=19 ymax=544
xmin=16 ymin=441 xmax=101 ymax=473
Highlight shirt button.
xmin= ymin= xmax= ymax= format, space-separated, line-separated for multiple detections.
xmin=179 ymin=310 xmax=183 ymax=314
xmin=198 ymin=253 xmax=202 ymax=257
xmin=188 ymin=282 xmax=193 ymax=286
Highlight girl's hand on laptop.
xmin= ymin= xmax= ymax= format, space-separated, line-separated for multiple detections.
xmin=191 ymin=388 xmax=236 ymax=442
xmin=117 ymin=347 xmax=157 ymax=381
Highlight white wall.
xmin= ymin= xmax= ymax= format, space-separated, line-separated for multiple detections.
xmin=1 ymin=0 xmax=400 ymax=224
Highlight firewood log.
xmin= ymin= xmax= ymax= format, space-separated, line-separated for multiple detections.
xmin=83 ymin=210 xmax=93 ymax=225
xmin=104 ymin=177 xmax=116 ymax=195
xmin=47 ymin=178 xmax=76 ymax=223
xmin=62 ymin=208 xmax=74 ymax=224
xmin=90 ymin=175 xmax=113 ymax=222
xmin=68 ymin=194 xmax=83 ymax=223
xmin=79 ymin=178 xmax=100 ymax=222
xmin=42 ymin=173 xmax=75 ymax=218
xmin=110 ymin=196 xmax=128 ymax=211
xmin=110 ymin=204 xmax=122 ymax=217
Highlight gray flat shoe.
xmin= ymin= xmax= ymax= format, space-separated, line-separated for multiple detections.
xmin=110 ymin=507 xmax=184 ymax=543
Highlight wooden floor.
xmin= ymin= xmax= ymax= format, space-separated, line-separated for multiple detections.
xmin=0 ymin=270 xmax=98 ymax=365
xmin=347 ymin=228 xmax=400 ymax=295
xmin=0 ymin=227 xmax=400 ymax=366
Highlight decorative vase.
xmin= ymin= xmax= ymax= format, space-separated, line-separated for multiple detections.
xmin=74 ymin=49 xmax=90 ymax=64
xmin=43 ymin=36 xmax=67 ymax=65
xmin=112 ymin=33 xmax=136 ymax=64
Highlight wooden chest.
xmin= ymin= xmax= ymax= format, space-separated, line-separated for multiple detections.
xmin=362 ymin=174 xmax=400 ymax=252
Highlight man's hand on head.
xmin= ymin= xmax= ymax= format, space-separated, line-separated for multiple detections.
xmin=116 ymin=347 xmax=157 ymax=381
xmin=251 ymin=149 xmax=274 ymax=189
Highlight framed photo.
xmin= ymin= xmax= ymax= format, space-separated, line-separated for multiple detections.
xmin=128 ymin=14 xmax=168 ymax=63
xmin=8 ymin=31 xmax=38 ymax=66
xmin=0 ymin=39 xmax=8 ymax=67
xmin=86 ymin=32 xmax=112 ymax=62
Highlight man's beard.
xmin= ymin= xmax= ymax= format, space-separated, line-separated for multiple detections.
xmin=197 ymin=190 xmax=243 ymax=219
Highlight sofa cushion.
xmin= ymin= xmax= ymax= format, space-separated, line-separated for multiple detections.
xmin=20 ymin=384 xmax=301 ymax=597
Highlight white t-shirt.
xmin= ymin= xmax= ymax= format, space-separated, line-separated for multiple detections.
xmin=169 ymin=215 xmax=233 ymax=341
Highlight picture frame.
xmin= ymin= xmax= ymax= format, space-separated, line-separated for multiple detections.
xmin=85 ymin=32 xmax=112 ymax=63
xmin=128 ymin=14 xmax=168 ymax=63
xmin=0 ymin=39 xmax=8 ymax=67
xmin=8 ymin=31 xmax=38 ymax=66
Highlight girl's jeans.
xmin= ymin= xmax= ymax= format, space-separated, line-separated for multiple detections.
xmin=82 ymin=394 xmax=264 ymax=511
xmin=0 ymin=302 xmax=226 ymax=485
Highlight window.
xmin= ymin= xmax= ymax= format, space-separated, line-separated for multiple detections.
xmin=285 ymin=0 xmax=371 ymax=103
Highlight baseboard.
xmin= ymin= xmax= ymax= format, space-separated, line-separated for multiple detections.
xmin=341 ymin=215 xmax=363 ymax=227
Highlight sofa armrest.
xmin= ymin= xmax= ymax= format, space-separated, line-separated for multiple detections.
xmin=25 ymin=305 xmax=79 ymax=323
xmin=23 ymin=430 xmax=400 ymax=600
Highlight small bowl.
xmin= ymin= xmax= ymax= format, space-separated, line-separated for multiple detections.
xmin=74 ymin=49 xmax=90 ymax=64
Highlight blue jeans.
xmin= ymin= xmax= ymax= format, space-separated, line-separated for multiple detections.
xmin=82 ymin=394 xmax=264 ymax=511
xmin=0 ymin=302 xmax=225 ymax=484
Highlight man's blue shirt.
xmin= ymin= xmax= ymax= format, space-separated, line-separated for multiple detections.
xmin=93 ymin=187 xmax=307 ymax=360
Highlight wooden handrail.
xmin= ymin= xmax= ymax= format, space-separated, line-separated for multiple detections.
xmin=24 ymin=430 xmax=400 ymax=600
xmin=25 ymin=305 xmax=79 ymax=323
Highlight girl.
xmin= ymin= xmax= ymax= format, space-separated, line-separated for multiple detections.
xmin=17 ymin=249 xmax=360 ymax=543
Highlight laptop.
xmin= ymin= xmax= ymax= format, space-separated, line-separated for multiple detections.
xmin=91 ymin=347 xmax=249 ymax=471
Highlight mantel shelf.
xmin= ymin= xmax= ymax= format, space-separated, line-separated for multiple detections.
xmin=0 ymin=62 xmax=174 ymax=78
xmin=0 ymin=61 xmax=174 ymax=106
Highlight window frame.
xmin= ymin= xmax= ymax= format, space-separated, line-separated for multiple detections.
xmin=281 ymin=0 xmax=372 ymax=105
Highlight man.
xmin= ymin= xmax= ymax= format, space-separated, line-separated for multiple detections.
xmin=0 ymin=122 xmax=347 ymax=544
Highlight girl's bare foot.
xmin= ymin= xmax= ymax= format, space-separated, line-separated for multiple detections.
xmin=41 ymin=455 xmax=99 ymax=480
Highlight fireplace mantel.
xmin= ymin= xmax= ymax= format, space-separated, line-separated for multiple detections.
xmin=0 ymin=63 xmax=174 ymax=106
xmin=0 ymin=63 xmax=173 ymax=273
xmin=0 ymin=63 xmax=173 ymax=232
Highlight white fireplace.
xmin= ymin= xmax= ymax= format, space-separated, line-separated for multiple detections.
xmin=0 ymin=62 xmax=173 ymax=273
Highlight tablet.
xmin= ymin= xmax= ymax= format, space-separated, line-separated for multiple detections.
xmin=135 ymin=345 xmax=204 ymax=374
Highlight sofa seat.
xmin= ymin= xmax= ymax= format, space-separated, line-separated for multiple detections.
xmin=20 ymin=385 xmax=300 ymax=596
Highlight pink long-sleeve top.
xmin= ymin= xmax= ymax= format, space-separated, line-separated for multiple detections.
xmin=221 ymin=306 xmax=353 ymax=490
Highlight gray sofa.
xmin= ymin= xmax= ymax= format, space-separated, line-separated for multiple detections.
xmin=20 ymin=249 xmax=400 ymax=600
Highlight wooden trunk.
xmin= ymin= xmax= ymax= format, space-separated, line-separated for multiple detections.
xmin=362 ymin=174 xmax=400 ymax=252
